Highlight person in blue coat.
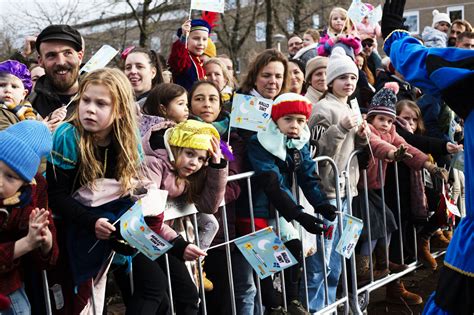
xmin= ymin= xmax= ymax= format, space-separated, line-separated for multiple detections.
xmin=381 ymin=0 xmax=474 ymax=313
xmin=243 ymin=92 xmax=337 ymax=314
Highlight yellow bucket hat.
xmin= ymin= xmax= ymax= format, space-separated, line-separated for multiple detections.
xmin=168 ymin=120 xmax=220 ymax=152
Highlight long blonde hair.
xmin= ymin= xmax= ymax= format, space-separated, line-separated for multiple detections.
xmin=70 ymin=68 xmax=141 ymax=193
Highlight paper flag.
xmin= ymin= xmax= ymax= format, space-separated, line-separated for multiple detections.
xmin=442 ymin=184 xmax=461 ymax=217
xmin=347 ymin=0 xmax=371 ymax=24
xmin=141 ymin=184 xmax=169 ymax=217
xmin=335 ymin=213 xmax=364 ymax=259
xmin=367 ymin=5 xmax=383 ymax=26
xmin=230 ymin=93 xmax=273 ymax=132
xmin=350 ymin=98 xmax=363 ymax=126
xmin=164 ymin=195 xmax=198 ymax=221
xmin=235 ymin=227 xmax=297 ymax=279
xmin=80 ymin=45 xmax=118 ymax=73
xmin=190 ymin=0 xmax=225 ymax=13
xmin=120 ymin=200 xmax=172 ymax=260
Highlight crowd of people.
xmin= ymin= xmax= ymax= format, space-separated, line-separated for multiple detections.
xmin=0 ymin=0 xmax=473 ymax=314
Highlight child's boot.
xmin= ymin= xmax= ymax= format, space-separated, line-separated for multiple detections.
xmin=286 ymin=300 xmax=310 ymax=315
xmin=385 ymin=280 xmax=423 ymax=305
xmin=431 ymin=230 xmax=450 ymax=250
xmin=374 ymin=244 xmax=407 ymax=273
xmin=443 ymin=229 xmax=453 ymax=241
xmin=356 ymin=255 xmax=389 ymax=285
xmin=417 ymin=236 xmax=437 ymax=270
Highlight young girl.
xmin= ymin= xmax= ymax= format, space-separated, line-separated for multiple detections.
xmin=383 ymin=100 xmax=462 ymax=271
xmin=244 ymin=92 xmax=337 ymax=314
xmin=168 ymin=18 xmax=212 ymax=91
xmin=122 ymin=47 xmax=164 ymax=106
xmin=46 ymin=68 xmax=202 ymax=315
xmin=140 ymin=82 xmax=188 ymax=135
xmin=0 ymin=120 xmax=58 ymax=315
xmin=354 ymin=84 xmax=448 ymax=305
xmin=317 ymin=7 xmax=362 ymax=58
xmin=305 ymin=47 xmax=369 ymax=312
xmin=143 ymin=119 xmax=227 ymax=314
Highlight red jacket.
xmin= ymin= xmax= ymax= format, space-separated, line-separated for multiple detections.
xmin=361 ymin=124 xmax=429 ymax=190
xmin=0 ymin=175 xmax=59 ymax=295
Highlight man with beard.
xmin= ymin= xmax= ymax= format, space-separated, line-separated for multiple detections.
xmin=30 ymin=25 xmax=84 ymax=118
xmin=447 ymin=19 xmax=472 ymax=47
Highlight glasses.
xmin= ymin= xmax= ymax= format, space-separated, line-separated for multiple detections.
xmin=362 ymin=41 xmax=373 ymax=48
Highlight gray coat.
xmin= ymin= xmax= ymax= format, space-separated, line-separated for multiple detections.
xmin=309 ymin=93 xmax=367 ymax=199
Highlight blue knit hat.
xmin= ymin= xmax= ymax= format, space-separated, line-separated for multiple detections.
xmin=0 ymin=121 xmax=52 ymax=182
xmin=177 ymin=19 xmax=212 ymax=37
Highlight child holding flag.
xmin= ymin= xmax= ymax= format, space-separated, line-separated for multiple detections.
xmin=168 ymin=16 xmax=213 ymax=91
xmin=242 ymin=92 xmax=337 ymax=314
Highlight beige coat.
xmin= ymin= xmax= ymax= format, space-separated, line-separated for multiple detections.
xmin=309 ymin=93 xmax=367 ymax=199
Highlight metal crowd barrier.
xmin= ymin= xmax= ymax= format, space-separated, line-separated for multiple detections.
xmin=39 ymin=151 xmax=451 ymax=315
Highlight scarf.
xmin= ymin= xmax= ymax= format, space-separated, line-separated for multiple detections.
xmin=1 ymin=100 xmax=37 ymax=121
xmin=257 ymin=120 xmax=310 ymax=161
xmin=396 ymin=117 xmax=429 ymax=220
xmin=0 ymin=181 xmax=34 ymax=230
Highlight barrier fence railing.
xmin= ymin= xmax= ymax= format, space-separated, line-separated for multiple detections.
xmin=40 ymin=151 xmax=451 ymax=315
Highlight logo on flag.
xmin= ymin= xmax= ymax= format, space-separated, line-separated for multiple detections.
xmin=230 ymin=93 xmax=273 ymax=132
xmin=190 ymin=0 xmax=225 ymax=13
xmin=235 ymin=227 xmax=297 ymax=279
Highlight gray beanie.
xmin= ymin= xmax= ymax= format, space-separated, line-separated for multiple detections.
xmin=305 ymin=56 xmax=328 ymax=82
xmin=326 ymin=47 xmax=358 ymax=85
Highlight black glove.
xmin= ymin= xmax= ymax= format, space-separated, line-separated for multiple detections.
xmin=315 ymin=203 xmax=337 ymax=222
xmin=381 ymin=0 xmax=406 ymax=39
xmin=295 ymin=212 xmax=326 ymax=235
xmin=168 ymin=235 xmax=190 ymax=261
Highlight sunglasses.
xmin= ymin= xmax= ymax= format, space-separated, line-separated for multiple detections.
xmin=362 ymin=41 xmax=373 ymax=48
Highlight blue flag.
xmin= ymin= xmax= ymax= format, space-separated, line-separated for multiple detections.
xmin=235 ymin=227 xmax=297 ymax=279
xmin=120 ymin=200 xmax=173 ymax=261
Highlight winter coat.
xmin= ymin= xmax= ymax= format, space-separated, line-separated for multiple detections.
xmin=0 ymin=175 xmax=59 ymax=295
xmin=309 ymin=92 xmax=368 ymax=199
xmin=384 ymin=122 xmax=449 ymax=221
xmin=0 ymin=108 xmax=19 ymax=131
xmin=142 ymin=121 xmax=228 ymax=216
xmin=243 ymin=120 xmax=329 ymax=219
xmin=29 ymin=75 xmax=76 ymax=118
xmin=363 ymin=123 xmax=429 ymax=190
xmin=168 ymin=38 xmax=206 ymax=91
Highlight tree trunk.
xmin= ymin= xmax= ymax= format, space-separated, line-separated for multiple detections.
xmin=265 ymin=0 xmax=273 ymax=49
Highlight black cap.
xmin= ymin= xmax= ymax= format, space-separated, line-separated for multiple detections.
xmin=36 ymin=24 xmax=82 ymax=52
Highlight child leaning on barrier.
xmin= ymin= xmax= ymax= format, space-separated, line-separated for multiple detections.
xmin=0 ymin=120 xmax=58 ymax=315
xmin=241 ymin=92 xmax=337 ymax=314
xmin=143 ymin=119 xmax=227 ymax=314
xmin=352 ymin=83 xmax=448 ymax=305
xmin=305 ymin=46 xmax=370 ymax=312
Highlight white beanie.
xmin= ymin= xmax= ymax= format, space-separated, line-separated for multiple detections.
xmin=432 ymin=10 xmax=451 ymax=28
xmin=326 ymin=47 xmax=359 ymax=85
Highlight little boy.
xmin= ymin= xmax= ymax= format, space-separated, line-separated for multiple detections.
xmin=244 ymin=93 xmax=337 ymax=314
xmin=0 ymin=60 xmax=36 ymax=130
xmin=0 ymin=60 xmax=66 ymax=131
xmin=168 ymin=18 xmax=211 ymax=91
xmin=0 ymin=120 xmax=58 ymax=314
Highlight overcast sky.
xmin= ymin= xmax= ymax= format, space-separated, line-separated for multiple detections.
xmin=0 ymin=0 xmax=149 ymax=47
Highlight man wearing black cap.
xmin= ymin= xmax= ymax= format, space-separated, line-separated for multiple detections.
xmin=30 ymin=25 xmax=84 ymax=118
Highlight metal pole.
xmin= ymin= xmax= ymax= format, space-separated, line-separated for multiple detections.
xmin=193 ymin=213 xmax=207 ymax=315
xmin=394 ymin=162 xmax=405 ymax=264
xmin=41 ymin=271 xmax=53 ymax=315
xmin=164 ymin=254 xmax=175 ymax=315
xmin=220 ymin=202 xmax=237 ymax=315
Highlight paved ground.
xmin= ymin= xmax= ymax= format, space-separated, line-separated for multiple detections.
xmin=366 ymin=257 xmax=442 ymax=315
